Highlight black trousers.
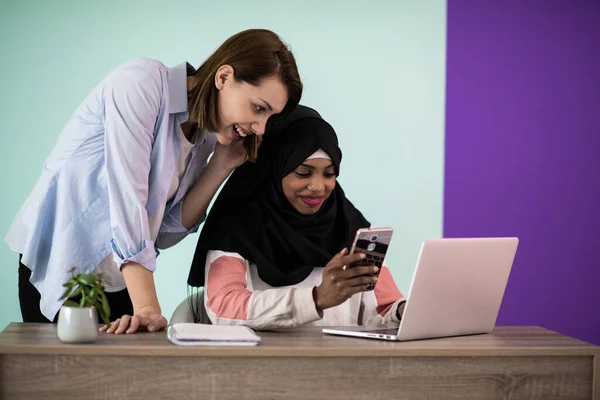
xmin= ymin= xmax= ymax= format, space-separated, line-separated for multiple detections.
xmin=18 ymin=255 xmax=134 ymax=323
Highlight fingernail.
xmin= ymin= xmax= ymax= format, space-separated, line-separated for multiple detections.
xmin=360 ymin=253 xmax=366 ymax=259
xmin=148 ymin=325 xmax=155 ymax=332
xmin=374 ymin=267 xmax=379 ymax=273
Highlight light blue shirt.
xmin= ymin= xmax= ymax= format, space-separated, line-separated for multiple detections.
xmin=5 ymin=58 xmax=217 ymax=320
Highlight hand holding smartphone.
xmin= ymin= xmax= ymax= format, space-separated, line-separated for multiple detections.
xmin=349 ymin=227 xmax=393 ymax=290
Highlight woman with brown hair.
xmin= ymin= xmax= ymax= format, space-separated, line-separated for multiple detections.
xmin=6 ymin=29 xmax=302 ymax=334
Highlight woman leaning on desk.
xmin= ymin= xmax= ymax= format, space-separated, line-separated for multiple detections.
xmin=5 ymin=29 xmax=302 ymax=334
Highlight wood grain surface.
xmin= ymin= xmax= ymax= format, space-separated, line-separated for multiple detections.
xmin=1 ymin=323 xmax=598 ymax=400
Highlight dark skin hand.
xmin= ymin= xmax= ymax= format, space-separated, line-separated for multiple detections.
xmin=313 ymin=248 xmax=379 ymax=313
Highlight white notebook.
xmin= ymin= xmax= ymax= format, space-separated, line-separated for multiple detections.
xmin=167 ymin=323 xmax=261 ymax=346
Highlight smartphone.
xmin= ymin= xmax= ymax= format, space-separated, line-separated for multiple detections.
xmin=349 ymin=227 xmax=394 ymax=290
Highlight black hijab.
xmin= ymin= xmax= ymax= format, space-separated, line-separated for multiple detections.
xmin=188 ymin=105 xmax=370 ymax=287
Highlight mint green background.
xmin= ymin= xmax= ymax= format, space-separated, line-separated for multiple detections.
xmin=0 ymin=0 xmax=446 ymax=329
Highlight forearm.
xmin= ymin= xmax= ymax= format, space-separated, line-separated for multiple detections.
xmin=181 ymin=160 xmax=232 ymax=229
xmin=121 ymin=261 xmax=161 ymax=314
xmin=209 ymin=287 xmax=321 ymax=330
xmin=206 ymin=254 xmax=321 ymax=330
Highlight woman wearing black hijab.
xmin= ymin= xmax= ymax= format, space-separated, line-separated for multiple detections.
xmin=188 ymin=105 xmax=405 ymax=329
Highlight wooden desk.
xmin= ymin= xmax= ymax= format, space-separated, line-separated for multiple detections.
xmin=0 ymin=323 xmax=598 ymax=400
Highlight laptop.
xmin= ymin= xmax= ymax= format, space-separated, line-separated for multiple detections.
xmin=322 ymin=237 xmax=519 ymax=341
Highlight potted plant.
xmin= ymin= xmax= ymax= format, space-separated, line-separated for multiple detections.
xmin=56 ymin=267 xmax=111 ymax=343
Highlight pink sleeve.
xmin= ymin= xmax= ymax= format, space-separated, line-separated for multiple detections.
xmin=374 ymin=266 xmax=404 ymax=316
xmin=204 ymin=253 xmax=322 ymax=329
xmin=205 ymin=256 xmax=252 ymax=320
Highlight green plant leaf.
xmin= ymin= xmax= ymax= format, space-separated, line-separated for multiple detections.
xmin=70 ymin=286 xmax=82 ymax=300
xmin=80 ymin=289 xmax=87 ymax=307
xmin=61 ymin=268 xmax=110 ymax=324
xmin=99 ymin=291 xmax=110 ymax=320
xmin=83 ymin=287 xmax=94 ymax=307
xmin=89 ymin=297 xmax=108 ymax=325
xmin=77 ymin=273 xmax=96 ymax=287
xmin=59 ymin=286 xmax=74 ymax=301
xmin=91 ymin=299 xmax=110 ymax=326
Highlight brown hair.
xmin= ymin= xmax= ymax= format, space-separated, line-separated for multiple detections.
xmin=188 ymin=29 xmax=303 ymax=161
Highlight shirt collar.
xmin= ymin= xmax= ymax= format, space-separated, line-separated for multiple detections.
xmin=167 ymin=62 xmax=196 ymax=114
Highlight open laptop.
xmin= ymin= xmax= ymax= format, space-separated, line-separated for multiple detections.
xmin=322 ymin=237 xmax=519 ymax=341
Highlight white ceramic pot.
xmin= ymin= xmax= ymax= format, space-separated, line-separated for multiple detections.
xmin=57 ymin=306 xmax=99 ymax=343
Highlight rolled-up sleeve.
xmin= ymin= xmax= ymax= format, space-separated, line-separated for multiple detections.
xmin=102 ymin=65 xmax=162 ymax=272
xmin=155 ymin=200 xmax=205 ymax=249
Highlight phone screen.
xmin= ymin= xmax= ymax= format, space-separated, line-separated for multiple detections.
xmin=349 ymin=228 xmax=393 ymax=290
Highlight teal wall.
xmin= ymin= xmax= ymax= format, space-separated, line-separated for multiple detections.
xmin=0 ymin=0 xmax=446 ymax=328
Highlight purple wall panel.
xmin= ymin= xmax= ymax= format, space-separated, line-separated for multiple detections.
xmin=445 ymin=1 xmax=600 ymax=344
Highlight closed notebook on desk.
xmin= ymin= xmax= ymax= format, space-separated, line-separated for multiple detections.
xmin=167 ymin=323 xmax=261 ymax=346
